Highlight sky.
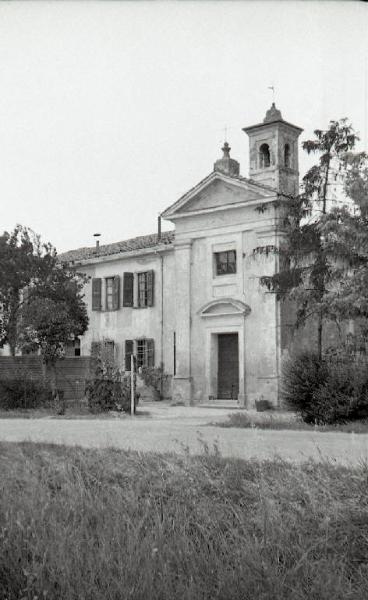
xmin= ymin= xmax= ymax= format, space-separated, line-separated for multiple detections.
xmin=0 ymin=1 xmax=367 ymax=253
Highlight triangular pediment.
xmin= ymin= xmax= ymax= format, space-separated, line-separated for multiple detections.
xmin=161 ymin=172 xmax=276 ymax=220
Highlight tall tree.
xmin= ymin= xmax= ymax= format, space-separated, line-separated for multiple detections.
xmin=0 ymin=225 xmax=89 ymax=369
xmin=261 ymin=119 xmax=368 ymax=358
xmin=0 ymin=226 xmax=48 ymax=355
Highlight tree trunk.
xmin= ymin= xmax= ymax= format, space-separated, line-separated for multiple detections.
xmin=317 ymin=313 xmax=323 ymax=361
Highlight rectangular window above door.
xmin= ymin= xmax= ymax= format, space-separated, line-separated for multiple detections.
xmin=214 ymin=250 xmax=236 ymax=276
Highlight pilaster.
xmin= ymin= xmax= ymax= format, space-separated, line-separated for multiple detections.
xmin=172 ymin=238 xmax=192 ymax=405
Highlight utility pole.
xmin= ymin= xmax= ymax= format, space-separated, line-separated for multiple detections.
xmin=130 ymin=354 xmax=135 ymax=415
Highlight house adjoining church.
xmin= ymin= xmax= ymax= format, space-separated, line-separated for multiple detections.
xmin=61 ymin=103 xmax=303 ymax=407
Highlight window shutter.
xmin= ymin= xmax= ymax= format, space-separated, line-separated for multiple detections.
xmin=125 ymin=340 xmax=133 ymax=371
xmin=123 ymin=273 xmax=134 ymax=307
xmin=92 ymin=278 xmax=102 ymax=311
xmin=112 ymin=276 xmax=120 ymax=310
xmin=147 ymin=270 xmax=154 ymax=307
xmin=147 ymin=338 xmax=155 ymax=367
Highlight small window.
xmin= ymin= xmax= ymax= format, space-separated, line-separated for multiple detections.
xmin=284 ymin=143 xmax=291 ymax=168
xmin=259 ymin=143 xmax=270 ymax=168
xmin=215 ymin=250 xmax=236 ymax=276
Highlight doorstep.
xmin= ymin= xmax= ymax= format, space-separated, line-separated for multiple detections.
xmin=199 ymin=399 xmax=243 ymax=409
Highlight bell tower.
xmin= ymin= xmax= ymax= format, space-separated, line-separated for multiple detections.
xmin=242 ymin=103 xmax=303 ymax=196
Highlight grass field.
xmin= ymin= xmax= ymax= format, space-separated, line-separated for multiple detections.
xmin=1 ymin=442 xmax=368 ymax=599
xmin=216 ymin=411 xmax=368 ymax=433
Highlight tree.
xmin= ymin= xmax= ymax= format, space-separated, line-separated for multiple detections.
xmin=0 ymin=226 xmax=51 ymax=355
xmin=0 ymin=226 xmax=89 ymax=385
xmin=261 ymin=119 xmax=368 ymax=359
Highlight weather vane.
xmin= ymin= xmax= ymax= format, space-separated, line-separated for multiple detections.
xmin=268 ymin=85 xmax=276 ymax=103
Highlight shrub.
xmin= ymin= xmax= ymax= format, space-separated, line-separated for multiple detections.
xmin=86 ymin=357 xmax=139 ymax=413
xmin=0 ymin=376 xmax=53 ymax=410
xmin=282 ymin=352 xmax=368 ymax=424
xmin=281 ymin=353 xmax=328 ymax=423
xmin=139 ymin=365 xmax=170 ymax=400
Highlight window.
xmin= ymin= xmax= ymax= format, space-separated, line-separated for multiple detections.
xmin=215 ymin=250 xmax=236 ymax=276
xmin=91 ymin=340 xmax=115 ymax=362
xmin=74 ymin=338 xmax=81 ymax=357
xmin=259 ymin=143 xmax=271 ymax=168
xmin=123 ymin=272 xmax=134 ymax=307
xmin=65 ymin=338 xmax=80 ymax=357
xmin=106 ymin=277 xmax=120 ymax=311
xmin=104 ymin=340 xmax=115 ymax=362
xmin=125 ymin=338 xmax=154 ymax=370
xmin=91 ymin=276 xmax=120 ymax=311
xmin=137 ymin=271 xmax=154 ymax=307
xmin=106 ymin=277 xmax=114 ymax=310
xmin=284 ymin=143 xmax=291 ymax=168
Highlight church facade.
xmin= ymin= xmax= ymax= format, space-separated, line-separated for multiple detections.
xmin=62 ymin=104 xmax=303 ymax=407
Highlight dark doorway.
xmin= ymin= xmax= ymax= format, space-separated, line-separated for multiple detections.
xmin=217 ymin=333 xmax=239 ymax=399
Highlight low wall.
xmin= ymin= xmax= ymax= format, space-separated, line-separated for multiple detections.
xmin=0 ymin=356 xmax=92 ymax=403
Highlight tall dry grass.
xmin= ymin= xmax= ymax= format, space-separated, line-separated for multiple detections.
xmin=0 ymin=442 xmax=367 ymax=599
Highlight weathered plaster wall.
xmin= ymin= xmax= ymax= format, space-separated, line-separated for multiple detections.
xmin=78 ymin=249 xmax=176 ymax=376
xmin=172 ymin=200 xmax=282 ymax=408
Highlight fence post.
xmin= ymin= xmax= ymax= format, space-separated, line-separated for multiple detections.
xmin=130 ymin=354 xmax=135 ymax=416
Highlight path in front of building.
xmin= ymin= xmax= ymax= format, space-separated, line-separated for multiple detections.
xmin=0 ymin=403 xmax=368 ymax=465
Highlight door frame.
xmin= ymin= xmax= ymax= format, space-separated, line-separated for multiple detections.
xmin=205 ymin=324 xmax=245 ymax=405
xmin=217 ymin=333 xmax=239 ymax=399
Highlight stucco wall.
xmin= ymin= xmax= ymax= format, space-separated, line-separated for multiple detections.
xmin=173 ymin=200 xmax=282 ymax=407
xmin=78 ymin=249 xmax=176 ymax=377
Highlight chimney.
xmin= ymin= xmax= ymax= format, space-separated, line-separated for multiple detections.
xmin=157 ymin=215 xmax=162 ymax=241
xmin=93 ymin=233 xmax=101 ymax=254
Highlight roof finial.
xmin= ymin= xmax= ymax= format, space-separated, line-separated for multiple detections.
xmin=222 ymin=141 xmax=231 ymax=158
xmin=214 ymin=140 xmax=240 ymax=176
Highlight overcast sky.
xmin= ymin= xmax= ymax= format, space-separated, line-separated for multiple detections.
xmin=0 ymin=1 xmax=367 ymax=253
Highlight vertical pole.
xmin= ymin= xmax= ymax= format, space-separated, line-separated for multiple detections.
xmin=130 ymin=354 xmax=135 ymax=415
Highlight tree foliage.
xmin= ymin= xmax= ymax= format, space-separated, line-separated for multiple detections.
xmin=261 ymin=119 xmax=368 ymax=358
xmin=0 ymin=225 xmax=88 ymax=362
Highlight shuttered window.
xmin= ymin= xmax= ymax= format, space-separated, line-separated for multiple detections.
xmin=137 ymin=338 xmax=154 ymax=368
xmin=138 ymin=270 xmax=154 ymax=307
xmin=92 ymin=278 xmax=102 ymax=311
xmin=123 ymin=273 xmax=134 ymax=307
xmin=125 ymin=339 xmax=154 ymax=370
xmin=105 ymin=276 xmax=120 ymax=311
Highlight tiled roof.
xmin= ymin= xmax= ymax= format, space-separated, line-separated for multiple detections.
xmin=59 ymin=230 xmax=175 ymax=263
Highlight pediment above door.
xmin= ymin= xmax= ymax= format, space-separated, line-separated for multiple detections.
xmin=198 ymin=298 xmax=251 ymax=318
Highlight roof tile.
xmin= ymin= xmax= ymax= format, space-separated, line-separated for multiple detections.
xmin=59 ymin=230 xmax=175 ymax=263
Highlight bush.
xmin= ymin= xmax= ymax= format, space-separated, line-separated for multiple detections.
xmin=139 ymin=365 xmax=170 ymax=400
xmin=86 ymin=357 xmax=139 ymax=413
xmin=0 ymin=376 xmax=53 ymax=409
xmin=282 ymin=352 xmax=368 ymax=424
